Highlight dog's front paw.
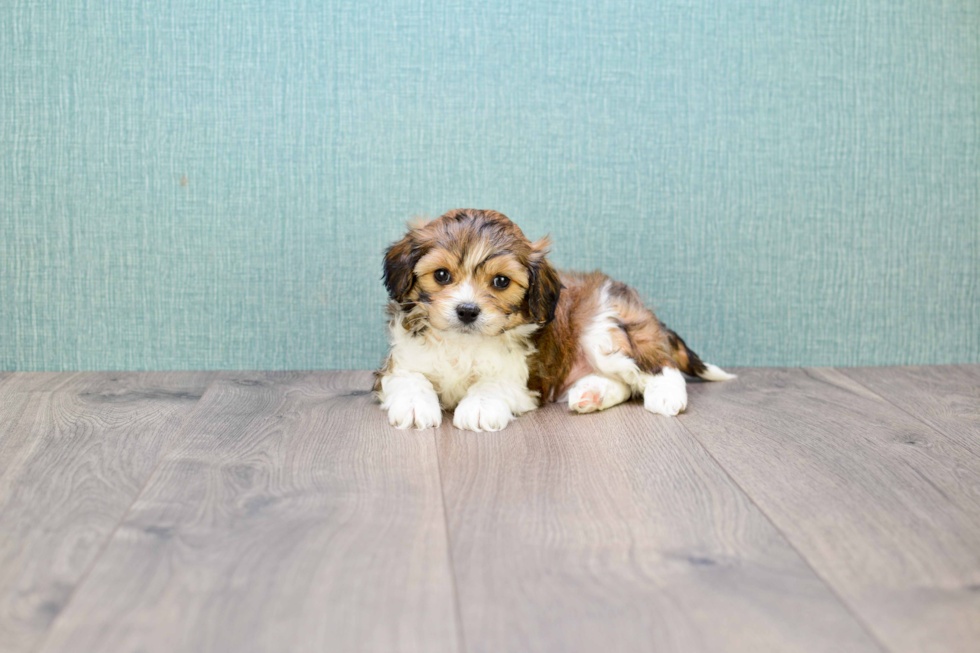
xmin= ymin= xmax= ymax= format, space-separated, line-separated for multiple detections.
xmin=384 ymin=392 xmax=443 ymax=430
xmin=643 ymin=367 xmax=688 ymax=416
xmin=453 ymin=394 xmax=514 ymax=432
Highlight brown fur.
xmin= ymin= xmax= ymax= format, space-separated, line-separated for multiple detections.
xmin=526 ymin=271 xmax=703 ymax=402
xmin=380 ymin=209 xmax=708 ymax=404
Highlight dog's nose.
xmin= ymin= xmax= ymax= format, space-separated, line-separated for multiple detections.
xmin=456 ymin=303 xmax=481 ymax=324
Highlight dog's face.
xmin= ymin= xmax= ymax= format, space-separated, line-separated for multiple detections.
xmin=383 ymin=209 xmax=561 ymax=336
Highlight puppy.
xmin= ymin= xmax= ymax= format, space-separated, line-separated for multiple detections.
xmin=375 ymin=209 xmax=734 ymax=432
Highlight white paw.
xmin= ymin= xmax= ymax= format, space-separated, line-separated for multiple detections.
xmin=643 ymin=367 xmax=688 ymax=417
xmin=568 ymin=375 xmax=628 ymax=414
xmin=453 ymin=394 xmax=514 ymax=432
xmin=384 ymin=391 xmax=443 ymax=429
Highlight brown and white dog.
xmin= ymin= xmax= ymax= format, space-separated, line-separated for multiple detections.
xmin=375 ymin=208 xmax=734 ymax=431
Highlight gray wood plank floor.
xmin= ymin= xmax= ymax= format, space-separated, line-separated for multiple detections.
xmin=0 ymin=365 xmax=976 ymax=653
xmin=437 ymin=394 xmax=880 ymax=653
xmin=839 ymin=365 xmax=980 ymax=459
xmin=681 ymin=367 xmax=980 ymax=653
xmin=36 ymin=372 xmax=460 ymax=653
xmin=0 ymin=372 xmax=215 ymax=653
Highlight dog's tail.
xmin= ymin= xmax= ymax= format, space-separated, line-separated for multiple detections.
xmin=665 ymin=328 xmax=736 ymax=381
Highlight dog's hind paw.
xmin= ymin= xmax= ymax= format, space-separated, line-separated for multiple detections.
xmin=643 ymin=367 xmax=688 ymax=417
xmin=567 ymin=374 xmax=631 ymax=414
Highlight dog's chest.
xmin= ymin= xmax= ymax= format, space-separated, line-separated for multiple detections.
xmin=393 ymin=331 xmax=531 ymax=407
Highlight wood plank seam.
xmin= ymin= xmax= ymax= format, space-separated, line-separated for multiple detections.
xmin=833 ymin=369 xmax=980 ymax=466
xmin=673 ymin=409 xmax=893 ymax=653
xmin=27 ymin=372 xmax=219 ymax=653
xmin=32 ymin=371 xmax=461 ymax=653
xmin=432 ymin=429 xmax=470 ymax=653
xmin=437 ymin=395 xmax=885 ymax=652
xmin=681 ymin=366 xmax=980 ymax=652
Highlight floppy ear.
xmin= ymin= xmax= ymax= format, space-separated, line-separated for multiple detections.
xmin=526 ymin=237 xmax=562 ymax=324
xmin=382 ymin=229 xmax=422 ymax=303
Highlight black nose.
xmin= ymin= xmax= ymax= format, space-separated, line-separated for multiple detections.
xmin=456 ymin=303 xmax=481 ymax=324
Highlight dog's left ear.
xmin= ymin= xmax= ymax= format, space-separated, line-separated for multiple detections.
xmin=526 ymin=236 xmax=562 ymax=324
xmin=382 ymin=228 xmax=423 ymax=303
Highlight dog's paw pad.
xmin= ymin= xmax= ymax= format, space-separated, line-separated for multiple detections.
xmin=572 ymin=389 xmax=603 ymax=413
xmin=568 ymin=376 xmax=626 ymax=414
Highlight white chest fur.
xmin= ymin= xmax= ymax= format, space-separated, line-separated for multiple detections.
xmin=387 ymin=321 xmax=538 ymax=408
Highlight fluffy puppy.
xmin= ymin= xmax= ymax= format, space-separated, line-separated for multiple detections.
xmin=375 ymin=209 xmax=734 ymax=432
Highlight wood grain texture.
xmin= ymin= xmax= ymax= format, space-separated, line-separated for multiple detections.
xmin=437 ymin=397 xmax=882 ymax=653
xmin=680 ymin=367 xmax=980 ymax=653
xmin=0 ymin=372 xmax=214 ymax=653
xmin=838 ymin=365 xmax=980 ymax=458
xmin=37 ymin=371 xmax=460 ymax=653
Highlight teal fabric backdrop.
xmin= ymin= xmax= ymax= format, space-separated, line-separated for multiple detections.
xmin=2 ymin=1 xmax=978 ymax=371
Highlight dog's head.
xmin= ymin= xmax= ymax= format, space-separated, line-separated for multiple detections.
xmin=382 ymin=209 xmax=561 ymax=335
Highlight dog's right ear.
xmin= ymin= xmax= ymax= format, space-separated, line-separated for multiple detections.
xmin=526 ymin=236 xmax=562 ymax=324
xmin=382 ymin=228 xmax=422 ymax=303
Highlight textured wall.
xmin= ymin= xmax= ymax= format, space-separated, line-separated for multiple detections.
xmin=2 ymin=1 xmax=978 ymax=371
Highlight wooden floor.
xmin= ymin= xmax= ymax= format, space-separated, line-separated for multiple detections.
xmin=0 ymin=367 xmax=977 ymax=653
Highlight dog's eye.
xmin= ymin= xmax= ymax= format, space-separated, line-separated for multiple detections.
xmin=492 ymin=275 xmax=510 ymax=290
xmin=434 ymin=269 xmax=452 ymax=285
